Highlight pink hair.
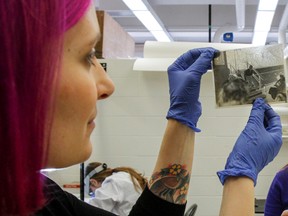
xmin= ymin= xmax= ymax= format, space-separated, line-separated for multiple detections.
xmin=0 ymin=0 xmax=91 ymax=215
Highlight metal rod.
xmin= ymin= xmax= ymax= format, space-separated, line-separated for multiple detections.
xmin=80 ymin=163 xmax=85 ymax=201
xmin=209 ymin=4 xmax=212 ymax=42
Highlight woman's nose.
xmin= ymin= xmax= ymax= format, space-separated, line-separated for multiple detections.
xmin=94 ymin=61 xmax=115 ymax=100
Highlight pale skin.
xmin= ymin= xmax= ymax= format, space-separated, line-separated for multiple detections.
xmin=47 ymin=5 xmax=114 ymax=168
xmin=219 ymin=177 xmax=255 ymax=216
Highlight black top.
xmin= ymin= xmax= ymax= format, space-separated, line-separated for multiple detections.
xmin=34 ymin=177 xmax=186 ymax=216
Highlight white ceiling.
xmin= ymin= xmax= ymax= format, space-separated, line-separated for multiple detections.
xmin=96 ymin=0 xmax=288 ymax=45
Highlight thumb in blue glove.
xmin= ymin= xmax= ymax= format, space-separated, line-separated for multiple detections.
xmin=166 ymin=47 xmax=218 ymax=132
xmin=217 ymin=98 xmax=282 ymax=186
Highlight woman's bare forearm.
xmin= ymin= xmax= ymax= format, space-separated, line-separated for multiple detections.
xmin=148 ymin=120 xmax=195 ymax=204
xmin=219 ymin=177 xmax=254 ymax=216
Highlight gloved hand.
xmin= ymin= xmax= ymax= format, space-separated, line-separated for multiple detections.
xmin=217 ymin=98 xmax=282 ymax=186
xmin=166 ymin=47 xmax=218 ymax=132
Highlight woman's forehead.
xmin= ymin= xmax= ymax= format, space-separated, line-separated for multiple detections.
xmin=64 ymin=6 xmax=100 ymax=51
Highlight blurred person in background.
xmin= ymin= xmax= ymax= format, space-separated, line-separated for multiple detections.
xmin=85 ymin=162 xmax=147 ymax=215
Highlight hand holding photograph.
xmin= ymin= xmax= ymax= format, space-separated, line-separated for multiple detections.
xmin=213 ymin=44 xmax=287 ymax=107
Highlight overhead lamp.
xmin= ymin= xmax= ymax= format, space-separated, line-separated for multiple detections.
xmin=150 ymin=31 xmax=171 ymax=42
xmin=252 ymin=32 xmax=270 ymax=45
xmin=258 ymin=0 xmax=278 ymax=11
xmin=133 ymin=11 xmax=163 ymax=31
xmin=122 ymin=0 xmax=172 ymax=42
xmin=252 ymin=0 xmax=279 ymax=45
xmin=122 ymin=0 xmax=147 ymax=11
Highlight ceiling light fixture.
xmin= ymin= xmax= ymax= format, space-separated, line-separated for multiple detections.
xmin=252 ymin=0 xmax=279 ymax=45
xmin=122 ymin=0 xmax=172 ymax=42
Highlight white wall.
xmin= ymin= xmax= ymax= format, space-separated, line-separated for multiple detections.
xmin=47 ymin=58 xmax=288 ymax=216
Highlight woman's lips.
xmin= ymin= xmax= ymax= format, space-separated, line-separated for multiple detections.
xmin=87 ymin=114 xmax=96 ymax=131
xmin=88 ymin=118 xmax=95 ymax=124
xmin=87 ymin=120 xmax=96 ymax=132
xmin=88 ymin=111 xmax=97 ymax=124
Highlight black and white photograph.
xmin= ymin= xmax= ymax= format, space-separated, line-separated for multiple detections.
xmin=213 ymin=44 xmax=287 ymax=107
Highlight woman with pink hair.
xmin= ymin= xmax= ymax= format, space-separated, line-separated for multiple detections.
xmin=0 ymin=0 xmax=282 ymax=215
xmin=0 ymin=1 xmax=206 ymax=214
xmin=0 ymin=1 xmax=102 ymax=215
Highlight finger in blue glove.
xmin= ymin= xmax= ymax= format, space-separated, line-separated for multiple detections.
xmin=217 ymin=98 xmax=282 ymax=186
xmin=166 ymin=47 xmax=219 ymax=132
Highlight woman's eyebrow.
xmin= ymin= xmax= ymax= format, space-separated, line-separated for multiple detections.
xmin=87 ymin=33 xmax=101 ymax=47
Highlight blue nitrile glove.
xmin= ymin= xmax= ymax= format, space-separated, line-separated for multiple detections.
xmin=166 ymin=47 xmax=218 ymax=132
xmin=217 ymin=98 xmax=282 ymax=186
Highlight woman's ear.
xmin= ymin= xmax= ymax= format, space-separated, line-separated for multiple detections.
xmin=90 ymin=179 xmax=102 ymax=189
xmin=89 ymin=179 xmax=98 ymax=186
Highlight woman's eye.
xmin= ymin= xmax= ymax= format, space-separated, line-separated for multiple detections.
xmin=86 ymin=48 xmax=96 ymax=66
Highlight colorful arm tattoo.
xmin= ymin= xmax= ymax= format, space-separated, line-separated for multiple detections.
xmin=149 ymin=164 xmax=190 ymax=204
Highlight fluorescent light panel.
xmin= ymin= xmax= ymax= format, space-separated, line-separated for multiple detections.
xmin=252 ymin=31 xmax=269 ymax=45
xmin=122 ymin=0 xmax=147 ymax=11
xmin=150 ymin=30 xmax=171 ymax=42
xmin=254 ymin=11 xmax=275 ymax=31
xmin=122 ymin=0 xmax=171 ymax=42
xmin=133 ymin=11 xmax=163 ymax=31
xmin=252 ymin=0 xmax=279 ymax=45
xmin=258 ymin=0 xmax=278 ymax=11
